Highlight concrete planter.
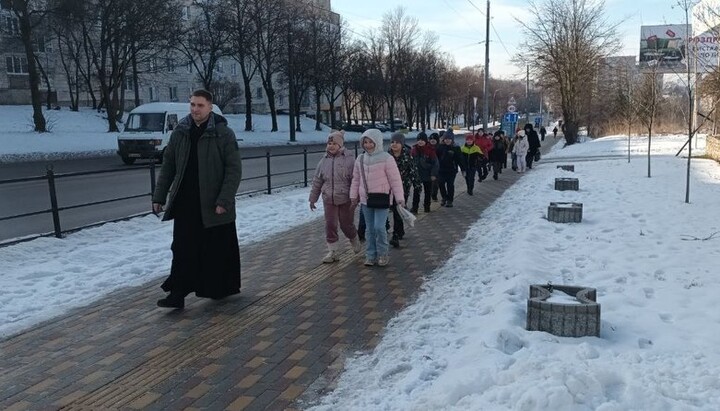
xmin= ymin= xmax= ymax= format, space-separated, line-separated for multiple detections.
xmin=548 ymin=202 xmax=583 ymax=223
xmin=554 ymin=177 xmax=579 ymax=191
xmin=527 ymin=284 xmax=600 ymax=337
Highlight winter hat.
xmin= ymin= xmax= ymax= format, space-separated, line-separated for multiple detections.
xmin=391 ymin=132 xmax=406 ymax=146
xmin=524 ymin=123 xmax=534 ymax=132
xmin=517 ymin=130 xmax=526 ymax=138
xmin=465 ymin=133 xmax=474 ymax=142
xmin=327 ymin=130 xmax=345 ymax=146
xmin=416 ymin=132 xmax=428 ymax=142
xmin=445 ymin=128 xmax=455 ymax=139
xmin=429 ymin=133 xmax=440 ymax=143
xmin=361 ymin=128 xmax=384 ymax=152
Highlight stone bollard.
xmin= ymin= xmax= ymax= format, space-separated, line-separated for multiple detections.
xmin=554 ymin=177 xmax=579 ymax=191
xmin=548 ymin=202 xmax=583 ymax=223
xmin=527 ymin=284 xmax=600 ymax=337
xmin=557 ymin=165 xmax=575 ymax=172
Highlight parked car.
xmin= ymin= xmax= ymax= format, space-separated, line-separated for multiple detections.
xmin=386 ymin=119 xmax=408 ymax=130
xmin=362 ymin=122 xmax=389 ymax=132
xmin=342 ymin=123 xmax=366 ymax=133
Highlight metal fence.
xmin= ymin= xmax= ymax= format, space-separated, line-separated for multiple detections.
xmin=0 ymin=144 xmax=360 ymax=246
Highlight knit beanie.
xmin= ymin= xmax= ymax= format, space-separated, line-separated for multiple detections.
xmin=327 ymin=130 xmax=345 ymax=146
xmin=416 ymin=132 xmax=428 ymax=142
xmin=391 ymin=132 xmax=405 ymax=146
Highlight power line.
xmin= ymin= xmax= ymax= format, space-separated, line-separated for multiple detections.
xmin=466 ymin=0 xmax=513 ymax=58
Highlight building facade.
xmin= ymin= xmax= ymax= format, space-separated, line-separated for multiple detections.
xmin=0 ymin=0 xmax=342 ymax=125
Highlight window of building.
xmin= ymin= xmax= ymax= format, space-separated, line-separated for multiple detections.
xmin=2 ymin=15 xmax=20 ymax=36
xmin=181 ymin=6 xmax=190 ymax=20
xmin=216 ymin=61 xmax=224 ymax=73
xmin=166 ymin=58 xmax=175 ymax=73
xmin=148 ymin=86 xmax=156 ymax=101
xmin=187 ymin=61 xmax=193 ymax=74
xmin=255 ymin=87 xmax=263 ymax=99
xmin=6 ymin=55 xmax=28 ymax=74
xmin=169 ymin=86 xmax=178 ymax=101
xmin=124 ymin=75 xmax=135 ymax=91
xmin=278 ymin=94 xmax=284 ymax=106
xmin=231 ymin=63 xmax=237 ymax=76
xmin=148 ymin=59 xmax=157 ymax=73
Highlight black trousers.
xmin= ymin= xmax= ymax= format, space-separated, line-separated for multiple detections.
xmin=438 ymin=173 xmax=456 ymax=201
xmin=465 ymin=168 xmax=477 ymax=193
xmin=412 ymin=181 xmax=433 ymax=210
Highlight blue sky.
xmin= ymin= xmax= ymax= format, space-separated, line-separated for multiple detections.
xmin=332 ymin=0 xmax=681 ymax=79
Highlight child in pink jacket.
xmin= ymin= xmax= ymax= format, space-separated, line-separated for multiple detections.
xmin=309 ymin=131 xmax=361 ymax=263
xmin=350 ymin=129 xmax=404 ymax=267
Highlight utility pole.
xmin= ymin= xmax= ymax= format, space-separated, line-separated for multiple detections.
xmin=482 ymin=0 xmax=490 ymax=130
xmin=525 ymin=64 xmax=530 ymax=125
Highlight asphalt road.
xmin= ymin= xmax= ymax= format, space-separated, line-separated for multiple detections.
xmin=0 ymin=143 xmax=349 ymax=244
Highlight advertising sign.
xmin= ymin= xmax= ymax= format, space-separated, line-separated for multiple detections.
xmin=688 ymin=32 xmax=719 ymax=73
xmin=639 ymin=24 xmax=689 ymax=73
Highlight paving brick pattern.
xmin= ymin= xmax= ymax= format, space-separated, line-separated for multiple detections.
xmin=0 ymin=159 xmax=533 ymax=410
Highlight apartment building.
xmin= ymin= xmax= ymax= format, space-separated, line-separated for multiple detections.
xmin=0 ymin=0 xmax=342 ymax=125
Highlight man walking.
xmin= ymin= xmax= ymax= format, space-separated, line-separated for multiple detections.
xmin=152 ymin=89 xmax=242 ymax=309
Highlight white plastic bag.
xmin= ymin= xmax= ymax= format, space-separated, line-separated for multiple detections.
xmin=397 ymin=206 xmax=417 ymax=228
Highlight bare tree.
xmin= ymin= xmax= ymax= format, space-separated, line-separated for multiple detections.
xmin=8 ymin=0 xmax=51 ymax=131
xmin=377 ymin=7 xmax=419 ymax=130
xmin=68 ymin=0 xmax=180 ymax=131
xmin=230 ymin=0 xmax=258 ymax=131
xmin=517 ymin=0 xmax=621 ymax=145
xmin=176 ymin=0 xmax=233 ymax=91
xmin=249 ymin=0 xmax=287 ymax=132
xmin=635 ymin=62 xmax=663 ymax=178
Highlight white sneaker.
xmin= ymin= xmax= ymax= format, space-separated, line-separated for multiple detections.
xmin=377 ymin=256 xmax=389 ymax=266
xmin=363 ymin=258 xmax=375 ymax=266
xmin=350 ymin=237 xmax=363 ymax=253
xmin=322 ymin=250 xmax=339 ymax=263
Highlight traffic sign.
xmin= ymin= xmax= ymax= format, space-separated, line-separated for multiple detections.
xmin=507 ymin=105 xmax=517 ymax=113
xmin=503 ymin=112 xmax=519 ymax=123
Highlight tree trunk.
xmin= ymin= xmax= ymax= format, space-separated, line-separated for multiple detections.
xmin=17 ymin=5 xmax=46 ymax=132
xmin=242 ymin=76 xmax=253 ymax=131
xmin=266 ymin=84 xmax=278 ymax=131
xmin=314 ymin=85 xmax=322 ymax=131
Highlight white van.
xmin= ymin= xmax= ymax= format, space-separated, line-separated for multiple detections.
xmin=117 ymin=102 xmax=222 ymax=165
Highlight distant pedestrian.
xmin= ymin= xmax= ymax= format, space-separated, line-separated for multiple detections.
xmin=428 ymin=133 xmax=441 ymax=201
xmin=488 ymin=131 xmax=506 ymax=180
xmin=388 ymin=132 xmax=420 ymax=248
xmin=539 ymin=126 xmax=547 ymax=141
xmin=553 ymin=126 xmax=558 ymax=138
xmin=436 ymin=132 xmax=462 ymax=207
xmin=350 ymin=129 xmax=405 ymax=267
xmin=459 ymin=133 xmax=482 ymax=195
xmin=524 ymin=123 xmax=541 ymax=169
xmin=410 ymin=132 xmax=439 ymax=213
xmin=152 ymin=89 xmax=242 ymax=309
xmin=513 ymin=130 xmax=529 ymax=173
xmin=309 ymin=130 xmax=362 ymax=264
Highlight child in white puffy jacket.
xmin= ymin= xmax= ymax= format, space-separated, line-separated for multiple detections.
xmin=513 ymin=130 xmax=530 ymax=173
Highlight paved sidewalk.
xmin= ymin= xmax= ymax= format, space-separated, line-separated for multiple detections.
xmin=0 ymin=145 xmax=556 ymax=410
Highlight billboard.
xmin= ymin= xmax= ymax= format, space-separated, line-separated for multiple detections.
xmin=639 ymin=25 xmax=689 ymax=73
xmin=688 ymin=33 xmax=719 ymax=73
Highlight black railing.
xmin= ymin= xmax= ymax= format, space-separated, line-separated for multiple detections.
xmin=0 ymin=143 xmax=360 ymax=246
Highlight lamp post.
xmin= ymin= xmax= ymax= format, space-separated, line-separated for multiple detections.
xmin=525 ymin=64 xmax=530 ymax=126
xmin=492 ymin=89 xmax=502 ymax=126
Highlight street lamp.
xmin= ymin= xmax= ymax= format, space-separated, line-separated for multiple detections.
xmin=492 ymin=89 xmax=502 ymax=126
xmin=467 ymin=81 xmax=479 ymax=131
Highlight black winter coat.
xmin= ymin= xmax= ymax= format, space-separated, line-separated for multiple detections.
xmin=436 ymin=143 xmax=462 ymax=175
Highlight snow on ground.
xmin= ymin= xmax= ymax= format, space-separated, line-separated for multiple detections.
xmin=0 ymin=186 xmax=323 ymax=338
xmin=2 ymin=127 xmax=719 ymax=410
xmin=0 ymin=105 xmax=381 ymax=162
xmin=308 ymin=134 xmax=720 ymax=410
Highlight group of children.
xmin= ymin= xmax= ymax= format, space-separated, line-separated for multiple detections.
xmin=308 ymin=124 xmax=541 ymax=268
